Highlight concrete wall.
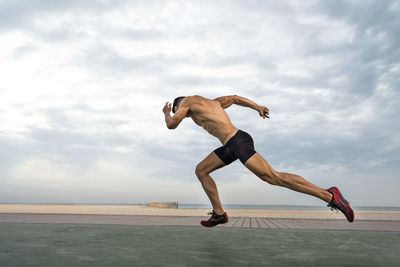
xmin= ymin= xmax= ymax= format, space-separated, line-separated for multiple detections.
xmin=148 ymin=202 xmax=178 ymax=209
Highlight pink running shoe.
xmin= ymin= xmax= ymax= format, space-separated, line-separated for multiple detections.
xmin=327 ymin=187 xmax=354 ymax=222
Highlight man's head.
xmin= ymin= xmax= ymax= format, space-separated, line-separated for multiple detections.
xmin=172 ymin=96 xmax=186 ymax=113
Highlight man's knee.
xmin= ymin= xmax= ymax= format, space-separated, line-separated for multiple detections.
xmin=195 ymin=164 xmax=207 ymax=178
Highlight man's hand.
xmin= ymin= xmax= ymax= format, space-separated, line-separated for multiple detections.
xmin=163 ymin=102 xmax=172 ymax=114
xmin=257 ymin=105 xmax=269 ymax=119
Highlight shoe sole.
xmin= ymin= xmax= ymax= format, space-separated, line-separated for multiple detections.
xmin=335 ymin=189 xmax=354 ymax=222
xmin=201 ymin=214 xmax=229 ymax=227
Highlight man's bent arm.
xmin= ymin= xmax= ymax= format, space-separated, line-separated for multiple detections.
xmin=215 ymin=95 xmax=269 ymax=118
xmin=215 ymin=95 xmax=258 ymax=110
xmin=164 ymin=112 xmax=175 ymax=129
xmin=163 ymin=99 xmax=190 ymax=129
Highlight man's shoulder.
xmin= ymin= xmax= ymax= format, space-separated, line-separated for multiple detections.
xmin=182 ymin=95 xmax=208 ymax=105
xmin=186 ymin=95 xmax=205 ymax=100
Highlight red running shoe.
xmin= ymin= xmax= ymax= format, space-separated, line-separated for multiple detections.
xmin=201 ymin=211 xmax=229 ymax=227
xmin=327 ymin=187 xmax=354 ymax=222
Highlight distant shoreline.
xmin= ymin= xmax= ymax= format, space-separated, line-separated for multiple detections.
xmin=1 ymin=203 xmax=400 ymax=211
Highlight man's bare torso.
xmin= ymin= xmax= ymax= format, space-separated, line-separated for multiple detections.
xmin=187 ymin=96 xmax=238 ymax=145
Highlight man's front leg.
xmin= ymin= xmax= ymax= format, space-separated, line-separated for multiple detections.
xmin=196 ymin=172 xmax=224 ymax=214
xmin=195 ymin=152 xmax=226 ymax=215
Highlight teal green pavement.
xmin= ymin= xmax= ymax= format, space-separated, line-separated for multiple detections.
xmin=1 ymin=223 xmax=399 ymax=266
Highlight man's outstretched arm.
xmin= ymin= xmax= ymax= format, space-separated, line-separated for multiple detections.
xmin=163 ymin=99 xmax=190 ymax=129
xmin=215 ymin=95 xmax=269 ymax=119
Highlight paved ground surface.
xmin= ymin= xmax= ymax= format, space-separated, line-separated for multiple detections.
xmin=1 ymin=223 xmax=399 ymax=266
xmin=0 ymin=213 xmax=399 ymax=231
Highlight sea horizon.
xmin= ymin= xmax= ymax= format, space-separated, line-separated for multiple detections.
xmin=1 ymin=202 xmax=400 ymax=211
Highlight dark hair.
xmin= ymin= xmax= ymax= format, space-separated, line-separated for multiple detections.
xmin=172 ymin=96 xmax=185 ymax=113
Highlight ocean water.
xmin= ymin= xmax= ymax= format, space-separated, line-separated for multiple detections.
xmin=178 ymin=204 xmax=400 ymax=211
xmin=178 ymin=204 xmax=329 ymax=210
xmin=1 ymin=202 xmax=400 ymax=211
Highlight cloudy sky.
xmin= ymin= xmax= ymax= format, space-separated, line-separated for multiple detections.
xmin=1 ymin=0 xmax=399 ymax=207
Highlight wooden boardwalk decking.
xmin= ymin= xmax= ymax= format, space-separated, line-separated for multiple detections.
xmin=1 ymin=213 xmax=399 ymax=232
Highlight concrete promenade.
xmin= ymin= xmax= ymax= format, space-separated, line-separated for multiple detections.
xmin=2 ymin=211 xmax=400 ymax=266
xmin=1 ymin=213 xmax=399 ymax=232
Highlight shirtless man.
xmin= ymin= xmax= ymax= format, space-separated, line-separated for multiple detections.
xmin=163 ymin=95 xmax=354 ymax=227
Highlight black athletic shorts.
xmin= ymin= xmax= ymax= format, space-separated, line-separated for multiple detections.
xmin=214 ymin=130 xmax=256 ymax=165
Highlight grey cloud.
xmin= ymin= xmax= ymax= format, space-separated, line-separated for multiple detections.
xmin=313 ymin=0 xmax=400 ymax=92
xmin=0 ymin=0 xmax=127 ymax=46
xmin=24 ymin=106 xmax=204 ymax=181
xmin=112 ymin=28 xmax=166 ymax=41
xmin=0 ymin=0 xmax=168 ymax=44
xmin=257 ymin=132 xmax=396 ymax=171
xmin=274 ymin=1 xmax=400 ymax=102
xmin=34 ymin=26 xmax=89 ymax=43
xmin=27 ymin=127 xmax=119 ymax=167
xmin=12 ymin=44 xmax=38 ymax=59
xmin=231 ymin=0 xmax=295 ymax=15
xmin=0 ymin=0 xmax=123 ymax=31
xmin=164 ymin=74 xmax=239 ymax=88
xmin=203 ymin=52 xmax=275 ymax=71
xmin=0 ymin=137 xmax=26 ymax=177
xmin=13 ymin=106 xmax=136 ymax=169
xmin=41 ymin=106 xmax=131 ymax=130
xmin=78 ymin=45 xmax=174 ymax=77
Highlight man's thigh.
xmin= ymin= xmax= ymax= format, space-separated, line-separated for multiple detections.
xmin=244 ymin=152 xmax=276 ymax=179
xmin=196 ymin=152 xmax=226 ymax=174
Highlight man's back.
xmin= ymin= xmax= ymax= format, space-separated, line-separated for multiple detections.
xmin=187 ymin=95 xmax=238 ymax=145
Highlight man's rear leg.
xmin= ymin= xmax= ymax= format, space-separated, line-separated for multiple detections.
xmin=195 ymin=152 xmax=226 ymax=215
xmin=244 ymin=153 xmax=333 ymax=203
